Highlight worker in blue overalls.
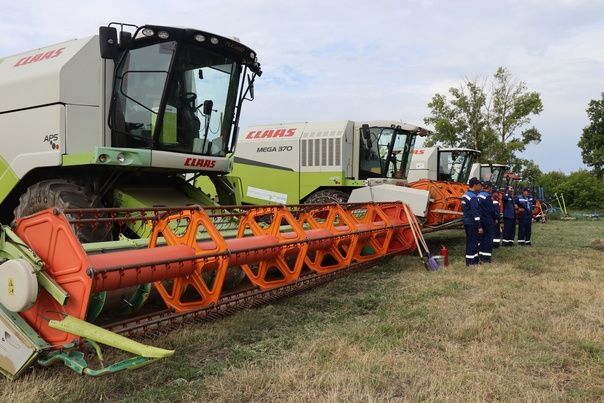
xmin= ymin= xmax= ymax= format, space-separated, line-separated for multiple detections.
xmin=491 ymin=187 xmax=502 ymax=249
xmin=501 ymin=186 xmax=516 ymax=246
xmin=477 ymin=181 xmax=498 ymax=263
xmin=516 ymin=187 xmax=534 ymax=245
xmin=462 ymin=177 xmax=483 ymax=266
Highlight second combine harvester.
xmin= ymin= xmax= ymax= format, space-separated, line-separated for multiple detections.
xmin=228 ymin=121 xmax=503 ymax=231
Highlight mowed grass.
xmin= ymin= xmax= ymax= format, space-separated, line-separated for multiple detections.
xmin=1 ymin=219 xmax=603 ymax=401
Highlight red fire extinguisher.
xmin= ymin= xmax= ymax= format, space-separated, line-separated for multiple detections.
xmin=440 ymin=244 xmax=448 ymax=267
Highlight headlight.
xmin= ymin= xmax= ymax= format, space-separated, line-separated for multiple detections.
xmin=210 ymin=37 xmax=219 ymax=45
xmin=158 ymin=31 xmax=169 ymax=39
xmin=142 ymin=28 xmax=155 ymax=37
xmin=194 ymin=34 xmax=206 ymax=42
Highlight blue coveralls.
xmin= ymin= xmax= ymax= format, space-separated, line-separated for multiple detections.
xmin=461 ymin=190 xmax=481 ymax=265
xmin=516 ymin=194 xmax=534 ymax=245
xmin=478 ymin=190 xmax=498 ymax=262
xmin=501 ymin=192 xmax=516 ymax=246
xmin=492 ymin=193 xmax=501 ymax=248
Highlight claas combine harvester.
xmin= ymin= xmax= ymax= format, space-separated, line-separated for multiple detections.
xmin=351 ymin=154 xmax=508 ymax=231
xmin=0 ymin=23 xmax=419 ymax=378
xmin=229 ymin=122 xmax=502 ymax=231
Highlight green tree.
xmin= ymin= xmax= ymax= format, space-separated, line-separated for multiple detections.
xmin=537 ymin=170 xmax=604 ymax=209
xmin=424 ymin=78 xmax=497 ymax=156
xmin=490 ymin=67 xmax=543 ymax=163
xmin=536 ymin=171 xmax=567 ymax=197
xmin=560 ymin=170 xmax=604 ymax=209
xmin=424 ymin=67 xmax=543 ymax=166
xmin=520 ymin=159 xmax=542 ymax=184
xmin=578 ymin=93 xmax=604 ymax=179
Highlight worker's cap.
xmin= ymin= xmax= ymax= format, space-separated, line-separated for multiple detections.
xmin=523 ymin=187 xmax=531 ymax=192
xmin=468 ymin=177 xmax=481 ymax=186
xmin=482 ymin=181 xmax=493 ymax=187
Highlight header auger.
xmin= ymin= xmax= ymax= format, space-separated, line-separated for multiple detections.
xmin=0 ymin=201 xmax=417 ymax=378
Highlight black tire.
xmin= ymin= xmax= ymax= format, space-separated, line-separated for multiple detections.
xmin=304 ymin=189 xmax=350 ymax=204
xmin=14 ymin=179 xmax=108 ymax=243
xmin=14 ymin=180 xmax=113 ymax=321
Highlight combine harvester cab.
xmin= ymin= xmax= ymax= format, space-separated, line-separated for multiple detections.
xmin=468 ymin=162 xmax=511 ymax=216
xmin=469 ymin=163 xmax=510 ymax=190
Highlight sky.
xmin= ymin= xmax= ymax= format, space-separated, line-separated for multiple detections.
xmin=1 ymin=0 xmax=602 ymax=173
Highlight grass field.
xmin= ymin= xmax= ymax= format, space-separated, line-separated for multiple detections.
xmin=1 ymin=219 xmax=603 ymax=401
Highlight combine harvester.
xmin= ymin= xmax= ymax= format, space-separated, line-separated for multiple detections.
xmin=229 ymin=122 xmax=485 ymax=232
xmin=0 ymin=24 xmax=418 ymax=378
xmin=353 ymin=149 xmax=511 ymax=232
xmin=229 ymin=120 xmax=431 ymax=205
xmin=357 ymin=152 xmax=509 ymax=232
xmin=395 ymin=147 xmax=480 ymax=231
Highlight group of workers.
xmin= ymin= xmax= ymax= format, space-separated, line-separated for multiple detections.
xmin=462 ymin=177 xmax=535 ymax=266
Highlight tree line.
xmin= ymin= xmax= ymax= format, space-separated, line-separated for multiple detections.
xmin=424 ymin=68 xmax=604 ymax=209
xmin=536 ymin=170 xmax=604 ymax=210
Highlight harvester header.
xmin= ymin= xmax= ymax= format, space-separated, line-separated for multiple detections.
xmin=0 ymin=202 xmax=417 ymax=378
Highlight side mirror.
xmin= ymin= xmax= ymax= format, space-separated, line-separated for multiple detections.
xmin=247 ymin=74 xmax=255 ymax=100
xmin=119 ymin=31 xmax=132 ymax=50
xmin=99 ymin=26 xmax=119 ymax=60
xmin=203 ymin=100 xmax=214 ymax=116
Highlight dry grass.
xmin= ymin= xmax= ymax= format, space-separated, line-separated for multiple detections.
xmin=1 ymin=219 xmax=603 ymax=401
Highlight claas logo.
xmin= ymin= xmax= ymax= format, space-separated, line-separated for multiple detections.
xmin=245 ymin=128 xmax=296 ymax=139
xmin=184 ymin=158 xmax=216 ymax=168
xmin=14 ymin=47 xmax=65 ymax=67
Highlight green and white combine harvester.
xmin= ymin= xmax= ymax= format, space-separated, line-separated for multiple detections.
xmin=229 ymin=121 xmax=430 ymax=204
xmin=0 ymin=22 xmax=262 ymax=378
